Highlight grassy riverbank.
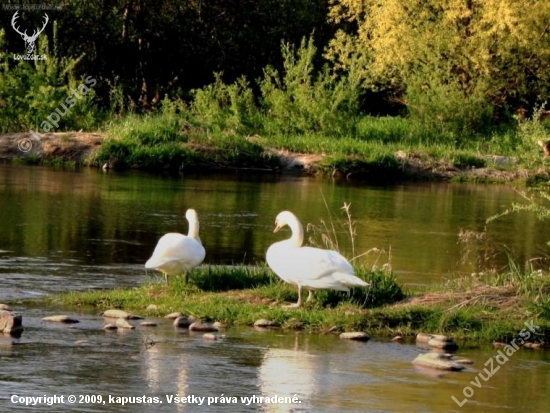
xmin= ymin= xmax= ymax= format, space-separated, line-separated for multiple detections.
xmin=3 ymin=114 xmax=550 ymax=184
xmin=47 ymin=264 xmax=550 ymax=344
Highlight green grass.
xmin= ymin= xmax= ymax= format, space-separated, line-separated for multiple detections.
xmin=40 ymin=263 xmax=550 ymax=342
xmin=78 ymin=101 xmax=549 ymax=182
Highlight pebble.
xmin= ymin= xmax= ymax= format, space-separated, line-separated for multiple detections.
xmin=203 ymin=333 xmax=218 ymax=341
xmin=140 ymin=321 xmax=158 ymax=327
xmin=103 ymin=323 xmax=117 ymax=330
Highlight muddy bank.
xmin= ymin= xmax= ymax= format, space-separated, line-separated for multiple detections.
xmin=0 ymin=131 xmax=545 ymax=182
xmin=0 ymin=132 xmax=104 ymax=163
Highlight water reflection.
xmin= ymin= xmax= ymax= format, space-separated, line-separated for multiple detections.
xmin=1 ymin=308 xmax=549 ymax=412
xmin=1 ymin=163 xmax=547 ymax=293
xmin=259 ymin=334 xmax=316 ymax=412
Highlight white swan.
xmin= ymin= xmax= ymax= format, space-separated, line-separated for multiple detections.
xmin=145 ymin=209 xmax=205 ymax=284
xmin=266 ymin=210 xmax=370 ymax=307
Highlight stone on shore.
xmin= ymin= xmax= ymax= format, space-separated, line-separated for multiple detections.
xmin=412 ymin=352 xmax=465 ymax=371
xmin=523 ymin=342 xmax=543 ymax=349
xmin=253 ymin=319 xmax=277 ymax=328
xmin=101 ymin=309 xmax=142 ymax=320
xmin=165 ymin=312 xmax=183 ymax=319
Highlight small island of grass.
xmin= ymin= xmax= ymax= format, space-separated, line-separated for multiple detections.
xmin=42 ymin=264 xmax=550 ymax=345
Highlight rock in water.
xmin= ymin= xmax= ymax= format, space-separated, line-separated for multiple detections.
xmin=0 ymin=310 xmax=23 ymax=335
xmin=412 ymin=353 xmax=465 ymax=371
xmin=173 ymin=316 xmax=193 ymax=328
xmin=339 ymin=332 xmax=370 ymax=341
xmin=416 ymin=333 xmax=458 ymax=350
xmin=115 ymin=319 xmax=135 ymax=329
xmin=189 ymin=321 xmax=218 ymax=332
xmin=427 ymin=335 xmax=459 ymax=351
xmin=42 ymin=315 xmax=80 ymax=323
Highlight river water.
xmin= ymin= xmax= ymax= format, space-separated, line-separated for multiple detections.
xmin=0 ymin=164 xmax=549 ymax=412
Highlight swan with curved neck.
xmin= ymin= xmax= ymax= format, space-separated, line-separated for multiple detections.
xmin=266 ymin=210 xmax=369 ymax=307
xmin=145 ymin=209 xmax=205 ymax=284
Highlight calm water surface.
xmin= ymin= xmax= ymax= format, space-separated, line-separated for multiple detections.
xmin=0 ymin=164 xmax=549 ymax=412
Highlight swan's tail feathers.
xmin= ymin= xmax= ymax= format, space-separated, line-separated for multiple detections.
xmin=145 ymin=256 xmax=170 ymax=269
xmin=334 ymin=272 xmax=370 ymax=287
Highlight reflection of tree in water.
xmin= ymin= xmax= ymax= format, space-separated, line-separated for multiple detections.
xmin=258 ymin=335 xmax=316 ymax=412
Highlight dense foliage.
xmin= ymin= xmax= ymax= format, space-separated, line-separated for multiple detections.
xmin=1 ymin=0 xmax=550 ymax=153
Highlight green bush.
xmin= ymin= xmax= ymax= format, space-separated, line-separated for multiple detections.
xmin=191 ymin=73 xmax=260 ymax=134
xmin=405 ymin=68 xmax=494 ymax=145
xmin=260 ymin=36 xmax=361 ymax=137
xmin=0 ymin=29 xmax=102 ymax=133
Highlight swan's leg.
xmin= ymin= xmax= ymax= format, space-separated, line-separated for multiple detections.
xmin=284 ymin=286 xmax=302 ymax=308
xmin=306 ymin=290 xmax=314 ymax=302
xmin=296 ymin=286 xmax=303 ymax=307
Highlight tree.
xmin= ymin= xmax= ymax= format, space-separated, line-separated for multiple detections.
xmin=327 ymin=0 xmax=550 ymax=128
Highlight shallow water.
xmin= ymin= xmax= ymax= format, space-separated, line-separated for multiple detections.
xmin=0 ymin=164 xmax=549 ymax=412
xmin=2 ymin=312 xmax=550 ymax=412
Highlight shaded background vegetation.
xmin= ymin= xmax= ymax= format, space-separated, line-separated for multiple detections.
xmin=2 ymin=0 xmax=550 ymax=161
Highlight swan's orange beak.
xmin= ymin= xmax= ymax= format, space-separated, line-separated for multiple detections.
xmin=273 ymin=224 xmax=281 ymax=233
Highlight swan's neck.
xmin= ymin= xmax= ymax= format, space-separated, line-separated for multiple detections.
xmin=187 ymin=217 xmax=201 ymax=242
xmin=287 ymin=217 xmax=304 ymax=247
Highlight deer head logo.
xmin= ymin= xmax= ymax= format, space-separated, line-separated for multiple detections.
xmin=11 ymin=11 xmax=49 ymax=55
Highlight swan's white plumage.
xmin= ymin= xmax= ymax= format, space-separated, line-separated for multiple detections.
xmin=266 ymin=210 xmax=369 ymax=307
xmin=145 ymin=209 xmax=205 ymax=283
